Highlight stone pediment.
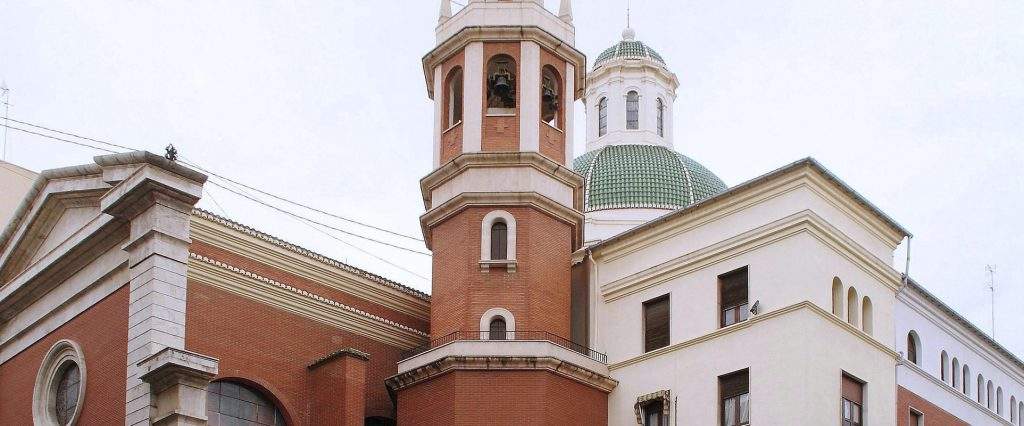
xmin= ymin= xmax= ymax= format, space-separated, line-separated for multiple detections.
xmin=0 ymin=168 xmax=111 ymax=284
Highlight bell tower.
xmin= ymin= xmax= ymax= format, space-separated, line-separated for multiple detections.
xmin=386 ymin=1 xmax=616 ymax=424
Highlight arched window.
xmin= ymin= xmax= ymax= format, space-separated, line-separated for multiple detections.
xmin=207 ymin=381 xmax=285 ymax=425
xmin=962 ymin=365 xmax=971 ymax=395
xmin=626 ymin=91 xmax=640 ymax=129
xmin=541 ymin=66 xmax=561 ymax=128
xmin=940 ymin=351 xmax=949 ymax=383
xmin=998 ymin=387 xmax=1004 ymax=415
xmin=906 ymin=331 xmax=919 ymax=364
xmin=490 ymin=221 xmax=508 ymax=260
xmin=656 ymin=98 xmax=665 ymax=137
xmin=486 ymin=55 xmax=516 ymax=114
xmin=846 ymin=287 xmax=859 ymax=327
xmin=480 ymin=210 xmax=516 ymax=268
xmin=598 ymin=97 xmax=608 ymax=136
xmin=480 ymin=308 xmax=515 ymax=340
xmin=445 ymin=67 xmax=464 ymax=128
xmin=861 ymin=296 xmax=873 ymax=334
xmin=988 ymin=381 xmax=995 ymax=410
xmin=1018 ymin=401 xmax=1023 ymax=426
xmin=951 ymin=358 xmax=960 ymax=389
xmin=489 ymin=317 xmax=507 ymax=340
xmin=1011 ymin=396 xmax=1017 ymax=423
xmin=978 ymin=374 xmax=985 ymax=404
xmin=831 ymin=278 xmax=844 ymax=317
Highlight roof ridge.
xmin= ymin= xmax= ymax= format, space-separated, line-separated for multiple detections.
xmin=191 ymin=208 xmax=430 ymax=301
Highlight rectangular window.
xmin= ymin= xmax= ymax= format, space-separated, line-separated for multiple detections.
xmin=643 ymin=400 xmax=665 ymax=426
xmin=626 ymin=92 xmax=640 ymax=129
xmin=719 ymin=267 xmax=749 ymax=327
xmin=598 ymin=98 xmax=608 ymax=136
xmin=720 ymin=369 xmax=750 ymax=426
xmin=908 ymin=409 xmax=922 ymax=426
xmin=643 ymin=295 xmax=670 ymax=352
xmin=842 ymin=374 xmax=864 ymax=426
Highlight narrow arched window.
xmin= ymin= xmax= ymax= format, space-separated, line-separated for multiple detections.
xmin=598 ymin=97 xmax=608 ymax=136
xmin=861 ymin=296 xmax=873 ymax=334
xmin=988 ymin=381 xmax=995 ymax=409
xmin=952 ymin=358 xmax=960 ymax=389
xmin=626 ymin=91 xmax=640 ymax=129
xmin=998 ymin=387 xmax=1004 ymax=415
xmin=832 ymin=278 xmax=844 ymax=317
xmin=489 ymin=317 xmax=507 ymax=340
xmin=846 ymin=287 xmax=859 ymax=327
xmin=446 ymin=67 xmax=464 ymax=128
xmin=486 ymin=55 xmax=516 ymax=114
xmin=1010 ymin=396 xmax=1016 ymax=423
xmin=906 ymin=332 xmax=919 ymax=364
xmin=962 ymin=365 xmax=971 ymax=395
xmin=940 ymin=351 xmax=949 ymax=382
xmin=1017 ymin=401 xmax=1022 ymax=426
xmin=979 ymin=375 xmax=985 ymax=404
xmin=656 ymin=98 xmax=665 ymax=137
xmin=490 ymin=221 xmax=508 ymax=260
xmin=541 ymin=66 xmax=561 ymax=128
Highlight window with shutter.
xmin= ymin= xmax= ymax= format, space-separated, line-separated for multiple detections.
xmin=719 ymin=267 xmax=749 ymax=327
xmin=842 ymin=374 xmax=864 ymax=426
xmin=643 ymin=295 xmax=670 ymax=352
xmin=490 ymin=221 xmax=508 ymax=260
xmin=720 ymin=369 xmax=750 ymax=426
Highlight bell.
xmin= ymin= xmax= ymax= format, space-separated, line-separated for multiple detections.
xmin=542 ymin=87 xmax=556 ymax=104
xmin=493 ymin=75 xmax=511 ymax=96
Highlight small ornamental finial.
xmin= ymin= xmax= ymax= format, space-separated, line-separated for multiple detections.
xmin=622 ymin=27 xmax=636 ymax=41
xmin=164 ymin=144 xmax=178 ymax=161
xmin=439 ymin=0 xmax=452 ymax=23
xmin=559 ymin=0 xmax=573 ymax=23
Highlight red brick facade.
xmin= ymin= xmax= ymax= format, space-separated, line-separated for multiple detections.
xmin=897 ymin=386 xmax=969 ymax=426
xmin=440 ymin=49 xmax=466 ymax=164
xmin=396 ymin=370 xmax=608 ymax=425
xmin=538 ymin=47 xmax=567 ymax=165
xmin=0 ymin=285 xmax=129 ymax=425
xmin=429 ymin=206 xmax=574 ymax=338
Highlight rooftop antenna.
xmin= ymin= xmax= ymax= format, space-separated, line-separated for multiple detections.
xmin=1 ymin=82 xmax=10 ymax=160
xmin=985 ymin=264 xmax=996 ymax=338
xmin=626 ymin=0 xmax=631 ymax=28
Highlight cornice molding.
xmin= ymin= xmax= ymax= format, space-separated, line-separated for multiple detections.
xmin=420 ymin=151 xmax=584 ymax=209
xmin=419 ymin=191 xmax=584 ymax=250
xmin=385 ymin=355 xmax=618 ymax=394
xmin=609 ymin=301 xmax=898 ymax=371
xmin=190 ymin=210 xmax=430 ymax=319
xmin=599 ymin=210 xmax=902 ymax=302
xmin=187 ymin=253 xmax=428 ymax=350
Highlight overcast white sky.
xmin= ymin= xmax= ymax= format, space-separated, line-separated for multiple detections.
xmin=1 ymin=1 xmax=1022 ymax=356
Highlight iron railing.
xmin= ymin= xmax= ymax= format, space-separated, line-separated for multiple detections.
xmin=401 ymin=330 xmax=607 ymax=363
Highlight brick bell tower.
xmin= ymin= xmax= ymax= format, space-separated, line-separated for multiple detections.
xmin=386 ymin=0 xmax=616 ymax=424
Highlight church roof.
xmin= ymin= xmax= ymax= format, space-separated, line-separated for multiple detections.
xmin=572 ymin=145 xmax=727 ymax=212
xmin=594 ymin=33 xmax=666 ymax=68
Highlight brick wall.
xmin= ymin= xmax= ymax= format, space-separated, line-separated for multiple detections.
xmin=185 ymin=281 xmax=408 ymax=424
xmin=481 ymin=42 xmax=521 ymax=152
xmin=440 ymin=49 xmax=466 ymax=163
xmin=0 ymin=285 xmax=129 ymax=425
xmin=430 ymin=206 xmax=574 ymax=338
xmin=397 ymin=369 xmax=608 ymax=425
xmin=897 ymin=386 xmax=969 ymax=426
xmin=190 ymin=241 xmax=428 ymax=332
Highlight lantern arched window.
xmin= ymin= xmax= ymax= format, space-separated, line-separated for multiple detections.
xmin=486 ymin=55 xmax=517 ymax=115
xmin=541 ymin=66 xmax=561 ymax=128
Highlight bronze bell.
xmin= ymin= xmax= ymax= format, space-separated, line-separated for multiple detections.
xmin=492 ymin=73 xmax=511 ymax=96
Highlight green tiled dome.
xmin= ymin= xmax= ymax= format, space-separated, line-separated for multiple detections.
xmin=572 ymin=145 xmax=728 ymax=212
xmin=594 ymin=39 xmax=666 ymax=68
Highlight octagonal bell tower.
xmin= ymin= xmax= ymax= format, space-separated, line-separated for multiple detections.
xmin=387 ymin=1 xmax=616 ymax=424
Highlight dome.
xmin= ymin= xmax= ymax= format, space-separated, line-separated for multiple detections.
xmin=593 ymin=30 xmax=666 ymax=68
xmin=572 ymin=145 xmax=728 ymax=212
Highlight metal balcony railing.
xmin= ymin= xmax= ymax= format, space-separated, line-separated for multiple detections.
xmin=401 ymin=330 xmax=607 ymax=363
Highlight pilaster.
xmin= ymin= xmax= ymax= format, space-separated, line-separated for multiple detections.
xmin=520 ymin=41 xmax=541 ymax=153
xmin=463 ymin=42 xmax=484 ymax=153
xmin=97 ymin=151 xmax=206 ymax=426
xmin=308 ymin=348 xmax=370 ymax=426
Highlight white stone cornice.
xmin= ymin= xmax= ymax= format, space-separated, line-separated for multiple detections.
xmin=188 ymin=253 xmax=428 ymax=349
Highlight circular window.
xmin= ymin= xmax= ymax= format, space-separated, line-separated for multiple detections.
xmin=33 ymin=340 xmax=86 ymax=426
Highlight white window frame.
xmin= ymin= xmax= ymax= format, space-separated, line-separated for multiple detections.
xmin=479 ymin=210 xmax=517 ymax=272
xmin=479 ymin=307 xmax=516 ymax=340
xmin=33 ymin=339 xmax=87 ymax=426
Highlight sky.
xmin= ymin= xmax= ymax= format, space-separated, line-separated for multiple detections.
xmin=1 ymin=1 xmax=1022 ymax=356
